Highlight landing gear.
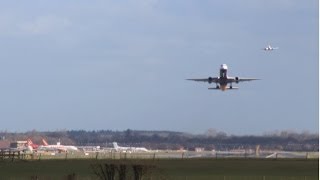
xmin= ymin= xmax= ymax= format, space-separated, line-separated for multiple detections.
xmin=229 ymin=83 xmax=233 ymax=89
xmin=216 ymin=83 xmax=220 ymax=89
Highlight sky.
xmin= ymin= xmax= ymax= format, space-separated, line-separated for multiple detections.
xmin=0 ymin=0 xmax=318 ymax=135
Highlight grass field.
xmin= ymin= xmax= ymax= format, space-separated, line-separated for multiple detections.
xmin=0 ymin=158 xmax=318 ymax=179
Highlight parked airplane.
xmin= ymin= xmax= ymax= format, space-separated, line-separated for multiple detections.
xmin=113 ymin=142 xmax=149 ymax=152
xmin=262 ymin=44 xmax=278 ymax=51
xmin=187 ymin=64 xmax=259 ymax=91
xmin=37 ymin=139 xmax=78 ymax=152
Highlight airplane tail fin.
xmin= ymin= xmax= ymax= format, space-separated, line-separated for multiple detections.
xmin=42 ymin=138 xmax=49 ymax=146
xmin=27 ymin=138 xmax=33 ymax=146
xmin=113 ymin=142 xmax=119 ymax=149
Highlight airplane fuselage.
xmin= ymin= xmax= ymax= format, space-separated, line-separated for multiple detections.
xmin=113 ymin=142 xmax=149 ymax=152
xmin=218 ymin=64 xmax=230 ymax=90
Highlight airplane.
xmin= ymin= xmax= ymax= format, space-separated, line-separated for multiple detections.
xmin=37 ymin=138 xmax=78 ymax=152
xmin=186 ymin=64 xmax=259 ymax=91
xmin=262 ymin=44 xmax=279 ymax=51
xmin=112 ymin=142 xmax=149 ymax=152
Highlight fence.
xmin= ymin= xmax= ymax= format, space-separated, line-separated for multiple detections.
xmin=0 ymin=150 xmax=24 ymax=161
xmin=0 ymin=150 xmax=318 ymax=161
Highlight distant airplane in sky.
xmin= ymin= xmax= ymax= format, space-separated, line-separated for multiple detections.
xmin=113 ymin=142 xmax=149 ymax=152
xmin=262 ymin=45 xmax=279 ymax=51
xmin=38 ymin=138 xmax=78 ymax=152
xmin=187 ymin=64 xmax=259 ymax=91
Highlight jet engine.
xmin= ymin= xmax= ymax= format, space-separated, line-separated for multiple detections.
xmin=235 ymin=77 xmax=239 ymax=83
xmin=208 ymin=77 xmax=213 ymax=84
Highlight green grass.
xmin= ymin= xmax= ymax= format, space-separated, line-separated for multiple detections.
xmin=0 ymin=159 xmax=318 ymax=179
xmin=156 ymin=159 xmax=318 ymax=179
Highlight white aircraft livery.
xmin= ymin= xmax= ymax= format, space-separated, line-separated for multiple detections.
xmin=187 ymin=64 xmax=259 ymax=91
xmin=113 ymin=142 xmax=149 ymax=152
xmin=38 ymin=139 xmax=78 ymax=152
xmin=262 ymin=44 xmax=279 ymax=51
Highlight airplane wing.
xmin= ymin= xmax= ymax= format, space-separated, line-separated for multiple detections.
xmin=228 ymin=77 xmax=260 ymax=83
xmin=236 ymin=78 xmax=260 ymax=82
xmin=186 ymin=77 xmax=219 ymax=83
